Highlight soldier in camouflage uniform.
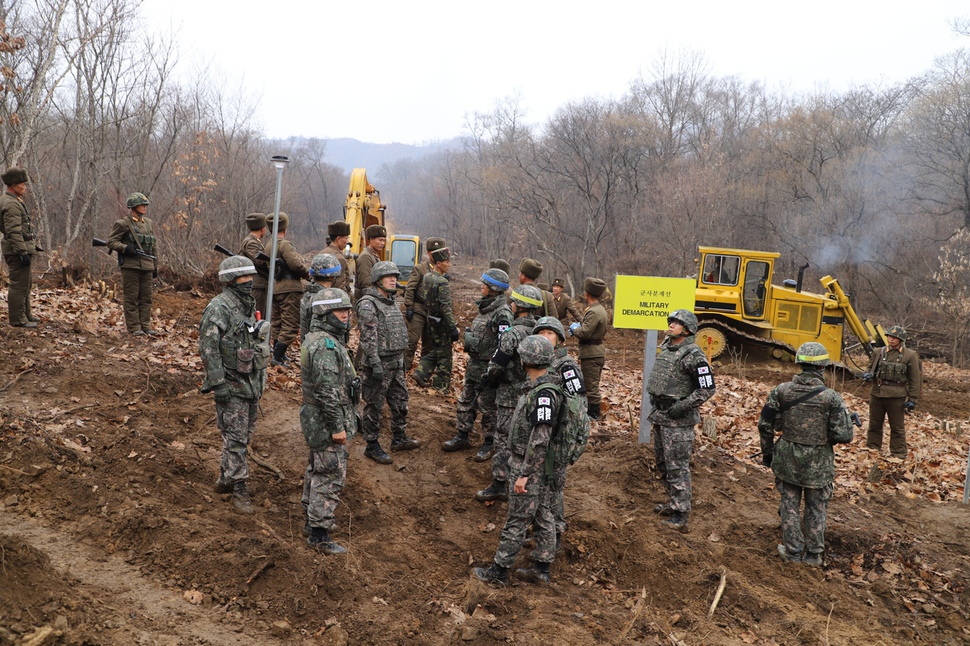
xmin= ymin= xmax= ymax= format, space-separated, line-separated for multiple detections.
xmin=474 ymin=335 xmax=563 ymax=586
xmin=263 ymin=211 xmax=310 ymax=366
xmin=411 ymin=247 xmax=459 ymax=392
xmin=863 ymin=325 xmax=922 ymax=459
xmin=300 ymin=254 xmax=341 ymax=342
xmin=443 ymin=268 xmax=513 ymax=459
xmin=107 ymin=192 xmax=159 ymax=335
xmin=759 ymin=342 xmax=854 ymax=566
xmin=0 ymin=167 xmax=38 ymax=328
xmin=354 ymin=224 xmax=386 ymax=303
xmin=357 ymin=261 xmax=420 ymax=464
xmin=199 ymin=256 xmax=270 ymax=515
xmin=474 ymin=284 xmax=544 ymax=502
xmin=300 ymin=288 xmax=357 ymax=555
xmin=239 ymin=213 xmax=269 ymax=317
xmin=321 ymin=221 xmax=351 ymax=292
xmin=568 ymin=278 xmax=609 ymax=419
xmin=404 ymin=237 xmax=446 ymax=369
xmin=646 ymin=310 xmax=716 ymax=532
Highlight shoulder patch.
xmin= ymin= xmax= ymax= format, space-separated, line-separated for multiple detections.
xmin=696 ymin=364 xmax=714 ymax=389
xmin=325 ymin=338 xmax=335 ymax=349
xmin=531 ymin=394 xmax=556 ymax=426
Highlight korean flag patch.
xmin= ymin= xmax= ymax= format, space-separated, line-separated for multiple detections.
xmin=696 ymin=364 xmax=714 ymax=389
xmin=532 ymin=395 xmax=555 ymax=425
xmin=498 ymin=324 xmax=510 ymax=335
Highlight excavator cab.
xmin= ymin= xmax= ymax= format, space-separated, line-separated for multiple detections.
xmin=388 ymin=234 xmax=421 ymax=286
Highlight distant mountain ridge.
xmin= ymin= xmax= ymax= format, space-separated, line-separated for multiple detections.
xmin=318 ymin=137 xmax=464 ymax=174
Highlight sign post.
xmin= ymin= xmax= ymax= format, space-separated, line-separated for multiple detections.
xmin=612 ymin=275 xmax=697 ymax=444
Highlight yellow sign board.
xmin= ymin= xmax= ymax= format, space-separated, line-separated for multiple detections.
xmin=613 ymin=275 xmax=697 ymax=330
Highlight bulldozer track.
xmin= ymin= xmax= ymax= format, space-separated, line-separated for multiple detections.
xmin=696 ymin=318 xmax=796 ymax=358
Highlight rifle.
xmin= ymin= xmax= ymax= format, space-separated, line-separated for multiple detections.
xmin=93 ymin=238 xmax=156 ymax=260
xmin=213 ymin=243 xmax=270 ymax=263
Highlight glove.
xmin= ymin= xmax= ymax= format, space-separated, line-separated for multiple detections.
xmin=667 ymin=400 xmax=689 ymax=418
xmin=124 ymin=245 xmax=136 ymax=256
xmin=904 ymin=400 xmax=916 ymax=411
xmin=405 ymin=308 xmax=414 ymax=322
xmin=449 ymin=328 xmax=460 ymax=342
xmin=213 ymin=383 xmax=232 ymax=404
xmin=568 ymin=322 xmax=581 ymax=337
xmin=19 ymin=254 xmax=30 ymax=268
xmin=762 ymin=453 xmax=772 ymax=468
xmin=861 ymin=372 xmax=873 ymax=382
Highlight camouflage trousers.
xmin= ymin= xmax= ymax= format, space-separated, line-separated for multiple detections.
xmin=776 ymin=478 xmax=832 ymax=557
xmin=121 ymin=268 xmax=153 ymax=333
xmin=455 ymin=359 xmax=497 ymax=441
xmin=216 ymin=396 xmax=258 ymax=484
xmin=302 ymin=444 xmax=348 ymax=530
xmin=3 ymin=254 xmax=33 ymax=325
xmin=493 ymin=477 xmax=557 ymax=568
xmin=653 ymin=423 xmax=695 ymax=513
xmin=271 ymin=290 xmax=302 ymax=347
xmin=491 ymin=405 xmax=515 ymax=483
xmin=412 ymin=332 xmax=453 ymax=392
xmin=361 ymin=356 xmax=409 ymax=443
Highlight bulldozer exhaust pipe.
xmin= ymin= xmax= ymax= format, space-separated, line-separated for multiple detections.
xmin=795 ymin=263 xmax=809 ymax=293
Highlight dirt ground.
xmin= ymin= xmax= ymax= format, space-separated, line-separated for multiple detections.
xmin=1 ymin=267 xmax=969 ymax=645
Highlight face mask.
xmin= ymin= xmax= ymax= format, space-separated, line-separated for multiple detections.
xmin=233 ymin=281 xmax=254 ymax=295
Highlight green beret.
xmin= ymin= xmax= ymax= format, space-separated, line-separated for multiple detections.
xmin=245 ymin=212 xmax=266 ymax=230
xmin=328 ymin=221 xmax=350 ymax=237
xmin=366 ymin=224 xmax=387 ymax=239
xmin=1 ymin=167 xmax=29 ymax=186
xmin=519 ymin=258 xmax=543 ymax=280
xmin=583 ymin=277 xmax=607 ymax=298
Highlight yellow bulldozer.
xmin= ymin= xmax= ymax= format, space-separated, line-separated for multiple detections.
xmin=693 ymin=246 xmax=888 ymax=366
xmin=343 ymin=168 xmax=421 ymax=285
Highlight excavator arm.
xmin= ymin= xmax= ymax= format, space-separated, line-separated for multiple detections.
xmin=819 ymin=275 xmax=887 ymax=358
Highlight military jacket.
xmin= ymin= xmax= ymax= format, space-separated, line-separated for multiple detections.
xmin=550 ymin=347 xmax=586 ymax=398
xmin=299 ymin=283 xmax=323 ymax=342
xmin=464 ymin=294 xmax=513 ymax=361
xmin=868 ymin=345 xmax=922 ymax=401
xmin=646 ymin=335 xmax=716 ymax=426
xmin=107 ymin=215 xmax=157 ymax=271
xmin=404 ymin=261 xmax=433 ymax=315
xmin=490 ymin=315 xmax=537 ymax=407
xmin=758 ymin=371 xmax=854 ymax=488
xmin=263 ymin=237 xmax=308 ymax=294
xmin=573 ymin=302 xmax=608 ymax=359
xmin=357 ymin=287 xmax=408 ymax=367
xmin=0 ymin=192 xmax=36 ymax=256
xmin=354 ymin=246 xmax=380 ymax=301
xmin=508 ymin=373 xmax=564 ymax=490
xmin=239 ymin=232 xmax=268 ymax=289
xmin=552 ymin=291 xmax=583 ymax=324
xmin=418 ymin=270 xmax=457 ymax=333
xmin=301 ymin=318 xmax=358 ymax=451
xmin=198 ymin=286 xmax=268 ymax=400
xmin=321 ymin=243 xmax=350 ymax=292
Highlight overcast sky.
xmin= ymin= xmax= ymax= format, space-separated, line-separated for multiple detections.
xmin=141 ymin=0 xmax=968 ymax=145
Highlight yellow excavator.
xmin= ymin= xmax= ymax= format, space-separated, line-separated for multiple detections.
xmin=343 ymin=168 xmax=421 ymax=285
xmin=693 ymin=246 xmax=888 ymax=365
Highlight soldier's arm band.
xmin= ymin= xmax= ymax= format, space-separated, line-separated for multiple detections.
xmin=491 ymin=348 xmax=513 ymax=368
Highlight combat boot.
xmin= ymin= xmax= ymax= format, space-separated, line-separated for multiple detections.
xmin=803 ymin=551 xmax=823 ymax=567
xmin=473 ymin=438 xmax=494 ymax=462
xmin=390 ymin=434 xmax=420 ymax=452
xmin=475 ymin=479 xmax=508 ymax=502
xmin=472 ymin=563 xmax=508 ymax=586
xmin=652 ymin=503 xmax=674 ymax=517
xmin=515 ymin=561 xmax=551 ymax=584
xmin=307 ymin=528 xmax=347 ymax=555
xmin=776 ymin=544 xmax=803 ymax=563
xmin=231 ymin=481 xmax=254 ymax=515
xmin=271 ymin=341 xmax=290 ymax=367
xmin=364 ymin=441 xmax=393 ymax=465
xmin=213 ymin=478 xmax=233 ymax=494
xmin=587 ymin=403 xmax=601 ymax=420
xmin=664 ymin=511 xmax=689 ymax=533
xmin=442 ymin=432 xmax=472 ymax=452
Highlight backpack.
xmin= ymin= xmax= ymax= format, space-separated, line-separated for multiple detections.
xmin=536 ymin=382 xmax=590 ymax=481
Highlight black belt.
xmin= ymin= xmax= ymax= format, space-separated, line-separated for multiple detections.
xmin=879 ymin=380 xmax=905 ymax=386
xmin=579 ymin=339 xmax=603 ymax=346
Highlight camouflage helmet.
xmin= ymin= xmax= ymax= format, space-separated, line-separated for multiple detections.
xmin=371 ymin=260 xmax=400 ymax=284
xmin=517 ymin=334 xmax=555 ymax=367
xmin=309 ymin=253 xmax=341 ymax=279
xmin=481 ymin=268 xmax=510 ymax=292
xmin=533 ymin=316 xmax=566 ymax=342
xmin=668 ymin=309 xmax=699 ymax=335
xmin=126 ymin=192 xmax=150 ymax=209
xmin=311 ymin=288 xmax=352 ymax=316
xmin=886 ymin=325 xmax=907 ymax=342
xmin=218 ymin=255 xmax=257 ymax=283
xmin=795 ymin=341 xmax=830 ymax=368
xmin=510 ymin=284 xmax=543 ymax=311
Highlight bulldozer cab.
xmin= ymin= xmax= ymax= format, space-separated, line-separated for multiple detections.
xmin=698 ymin=248 xmax=778 ymax=321
xmin=388 ymin=234 xmax=421 ymax=287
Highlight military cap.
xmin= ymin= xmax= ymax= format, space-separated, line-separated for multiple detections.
xmin=1 ymin=167 xmax=29 ymax=186
xmin=552 ymin=278 xmax=565 ymax=288
xmin=430 ymin=247 xmax=451 ymax=263
xmin=126 ymin=192 xmax=150 ymax=209
xmin=366 ymin=224 xmax=387 ymax=239
xmin=245 ymin=212 xmax=266 ymax=230
xmin=489 ymin=258 xmax=511 ymax=275
xmin=328 ymin=220 xmax=351 ymax=237
xmin=519 ymin=258 xmax=543 ymax=280
xmin=537 ymin=282 xmax=549 ymax=291
xmin=583 ymin=277 xmax=607 ymax=298
xmin=267 ymin=211 xmax=289 ymax=231
xmin=426 ymin=237 xmax=446 ymax=252
xmin=886 ymin=325 xmax=907 ymax=341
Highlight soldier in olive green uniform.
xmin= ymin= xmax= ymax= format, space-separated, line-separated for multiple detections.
xmin=354 ymin=224 xmax=386 ymax=303
xmin=0 ymin=168 xmax=38 ymax=328
xmin=863 ymin=325 xmax=922 ymax=459
xmin=646 ymin=310 xmax=716 ymax=532
xmin=300 ymin=288 xmax=357 ymax=555
xmin=264 ymin=211 xmax=309 ymax=366
xmin=490 ymin=258 xmax=512 ymax=276
xmin=239 ymin=213 xmax=269 ymax=317
xmin=759 ymin=342 xmax=854 ymax=566
xmin=517 ymin=258 xmax=556 ymax=319
xmin=300 ymin=254 xmax=341 ymax=342
xmin=568 ymin=278 xmax=609 ymax=420
xmin=550 ymin=278 xmax=583 ymax=325
xmin=107 ymin=192 xmax=158 ymax=335
xmin=404 ymin=237 xmax=446 ymax=369
xmin=199 ymin=256 xmax=270 ymax=515
xmin=443 ymin=268 xmax=513 ymax=459
xmin=357 ymin=261 xmax=420 ymax=464
xmin=411 ymin=247 xmax=459 ymax=392
xmin=474 ymin=284 xmax=543 ymax=502
xmin=321 ymin=221 xmax=351 ymax=292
